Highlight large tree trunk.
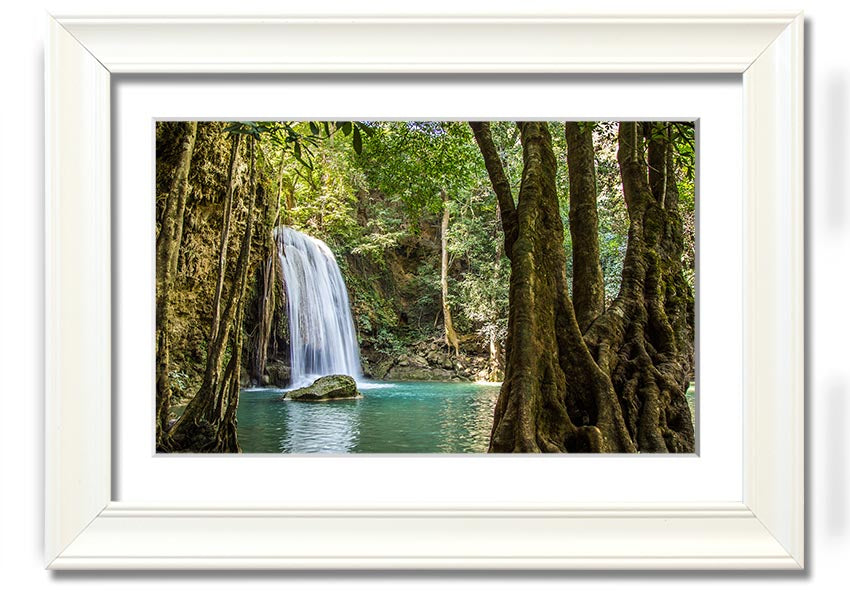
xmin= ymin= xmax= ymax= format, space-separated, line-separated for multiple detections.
xmin=565 ymin=122 xmax=605 ymax=331
xmin=439 ymin=191 xmax=460 ymax=356
xmin=583 ymin=122 xmax=695 ymax=452
xmin=472 ymin=120 xmax=693 ymax=453
xmin=155 ymin=121 xmax=197 ymax=444
xmin=647 ymin=123 xmax=696 ymax=387
xmin=475 ymin=122 xmax=633 ymax=453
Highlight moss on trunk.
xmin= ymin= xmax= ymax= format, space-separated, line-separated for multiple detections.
xmin=474 ymin=120 xmax=693 ymax=453
xmin=565 ymin=122 xmax=605 ymax=332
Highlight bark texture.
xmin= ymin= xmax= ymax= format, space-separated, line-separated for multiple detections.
xmin=472 ymin=120 xmax=694 ymax=453
xmin=565 ymin=122 xmax=605 ymax=331
xmin=440 ymin=192 xmax=460 ymax=356
xmin=249 ymin=245 xmax=278 ymax=384
xmin=469 ymin=122 xmax=518 ymax=258
xmin=647 ymin=123 xmax=696 ymax=387
xmin=163 ymin=136 xmax=260 ymax=453
xmin=209 ymin=135 xmax=241 ymax=344
xmin=155 ymin=121 xmax=197 ymax=445
xmin=476 ymin=122 xmax=632 ymax=453
xmin=582 ymin=122 xmax=695 ymax=452
xmin=248 ymin=160 xmax=284 ymax=384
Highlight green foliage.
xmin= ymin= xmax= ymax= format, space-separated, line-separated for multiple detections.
xmin=671 ymin=122 xmax=696 ymax=180
xmin=349 ymin=204 xmax=406 ymax=265
xmin=590 ymin=122 xmax=630 ymax=304
xmin=357 ymin=121 xmax=485 ymax=214
xmin=195 ymin=120 xmax=695 ymax=365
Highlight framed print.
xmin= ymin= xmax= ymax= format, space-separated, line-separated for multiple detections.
xmin=45 ymin=13 xmax=803 ymax=569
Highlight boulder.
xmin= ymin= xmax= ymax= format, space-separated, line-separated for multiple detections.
xmin=410 ymin=354 xmax=429 ymax=368
xmin=282 ymin=374 xmax=361 ymax=402
xmin=265 ymin=361 xmax=291 ymax=387
xmin=385 ymin=365 xmax=469 ymax=382
xmin=373 ymin=358 xmax=394 ymax=380
xmin=360 ymin=359 xmax=374 ymax=378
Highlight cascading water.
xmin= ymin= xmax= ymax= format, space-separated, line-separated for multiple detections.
xmin=276 ymin=227 xmax=362 ymax=387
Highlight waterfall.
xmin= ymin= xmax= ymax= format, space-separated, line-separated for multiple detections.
xmin=276 ymin=227 xmax=362 ymax=387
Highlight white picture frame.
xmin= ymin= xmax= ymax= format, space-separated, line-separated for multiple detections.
xmin=45 ymin=13 xmax=803 ymax=569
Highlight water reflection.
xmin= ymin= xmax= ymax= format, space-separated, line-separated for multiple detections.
xmin=237 ymin=381 xmax=500 ymax=454
xmin=280 ymin=398 xmax=360 ymax=452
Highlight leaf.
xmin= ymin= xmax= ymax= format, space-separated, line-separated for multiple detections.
xmin=353 ymin=127 xmax=363 ymax=154
xmin=309 ymin=122 xmax=320 ymax=136
xmin=356 ymin=121 xmax=376 ymax=137
xmin=341 ymin=121 xmax=352 ymax=136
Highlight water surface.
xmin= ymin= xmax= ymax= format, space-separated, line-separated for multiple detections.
xmin=235 ymin=380 xmax=697 ymax=453
xmin=237 ymin=381 xmax=500 ymax=453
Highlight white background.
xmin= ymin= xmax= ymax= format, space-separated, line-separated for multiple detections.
xmin=1 ymin=0 xmax=846 ymax=597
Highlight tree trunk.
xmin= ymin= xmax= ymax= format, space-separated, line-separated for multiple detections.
xmin=439 ymin=191 xmax=460 ymax=356
xmin=582 ymin=122 xmax=695 ymax=452
xmin=475 ymin=122 xmax=633 ymax=453
xmin=155 ymin=121 xmax=197 ymax=444
xmin=249 ymin=155 xmax=285 ymax=384
xmin=469 ymin=122 xmax=517 ymax=258
xmin=647 ymin=123 xmax=696 ymax=387
xmin=165 ymin=137 xmax=259 ymax=453
xmin=565 ymin=122 xmax=605 ymax=331
xmin=472 ymin=120 xmax=693 ymax=453
xmin=212 ymin=153 xmax=259 ymax=452
xmin=250 ymin=245 xmax=277 ymax=383
xmin=488 ymin=329 xmax=503 ymax=382
xmin=209 ymin=134 xmax=241 ymax=344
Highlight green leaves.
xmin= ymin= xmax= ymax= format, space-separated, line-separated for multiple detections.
xmin=332 ymin=121 xmax=371 ymax=155
xmin=223 ymin=121 xmax=270 ymax=140
xmin=671 ymin=122 xmax=696 ymax=180
xmin=223 ymin=121 xmax=373 ymax=173
xmin=357 ymin=121 xmax=485 ymax=215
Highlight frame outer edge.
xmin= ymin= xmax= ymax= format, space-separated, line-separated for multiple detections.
xmin=45 ymin=16 xmax=112 ymax=566
xmin=742 ymin=13 xmax=805 ymax=568
xmin=45 ymin=13 xmax=805 ymax=570
xmin=57 ymin=14 xmax=793 ymax=74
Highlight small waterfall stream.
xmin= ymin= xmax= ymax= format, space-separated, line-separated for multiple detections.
xmin=276 ymin=227 xmax=362 ymax=387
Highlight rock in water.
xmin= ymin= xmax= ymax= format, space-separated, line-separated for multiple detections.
xmin=282 ymin=375 xmax=361 ymax=402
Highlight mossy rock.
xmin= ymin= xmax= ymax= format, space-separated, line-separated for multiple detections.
xmin=282 ymin=375 xmax=361 ymax=402
xmin=265 ymin=360 xmax=292 ymax=387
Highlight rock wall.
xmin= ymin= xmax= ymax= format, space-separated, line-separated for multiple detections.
xmin=362 ymin=336 xmax=497 ymax=383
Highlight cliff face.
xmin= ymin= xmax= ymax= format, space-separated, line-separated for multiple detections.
xmin=337 ymin=210 xmax=498 ymax=383
xmin=157 ymin=122 xmax=273 ymax=405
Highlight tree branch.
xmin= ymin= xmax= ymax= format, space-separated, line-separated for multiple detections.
xmin=469 ymin=121 xmax=518 ymax=259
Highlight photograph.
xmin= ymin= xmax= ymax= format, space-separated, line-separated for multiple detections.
xmin=155 ymin=120 xmax=696 ymax=454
